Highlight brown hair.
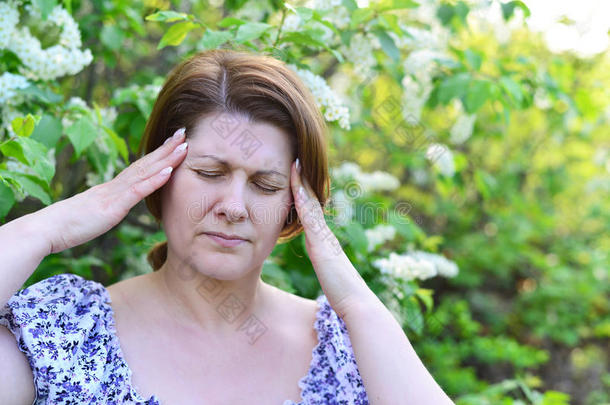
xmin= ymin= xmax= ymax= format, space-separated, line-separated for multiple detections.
xmin=137 ymin=49 xmax=331 ymax=271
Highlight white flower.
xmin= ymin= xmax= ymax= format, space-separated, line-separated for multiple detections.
xmin=365 ymin=224 xmax=397 ymax=252
xmin=0 ymin=72 xmax=30 ymax=104
xmin=330 ymin=189 xmax=354 ymax=226
xmin=326 ymin=6 xmax=350 ymax=30
xmin=411 ymin=167 xmax=429 ymax=186
xmin=282 ymin=14 xmax=302 ymax=32
xmin=372 ymin=250 xmax=459 ymax=281
xmin=0 ymin=1 xmax=19 ymax=49
xmin=3 ymin=4 xmax=93 ymax=81
xmin=450 ymin=113 xmax=477 ymax=144
xmin=401 ymin=74 xmax=432 ymax=122
xmin=287 ymin=64 xmax=351 ymax=130
xmin=372 ymin=252 xmax=437 ymax=281
xmin=408 ymin=250 xmax=459 ymax=278
xmin=341 ymin=32 xmax=378 ymax=79
xmin=0 ymin=105 xmax=23 ymax=137
xmin=534 ymin=88 xmax=552 ymax=110
xmin=306 ymin=0 xmax=342 ymax=11
xmin=331 ymin=161 xmax=400 ymax=193
xmin=426 ymin=143 xmax=455 ymax=177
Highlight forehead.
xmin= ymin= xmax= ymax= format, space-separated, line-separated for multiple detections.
xmin=187 ymin=112 xmax=293 ymax=171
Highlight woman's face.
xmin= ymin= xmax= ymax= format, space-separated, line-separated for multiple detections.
xmin=160 ymin=112 xmax=295 ymax=280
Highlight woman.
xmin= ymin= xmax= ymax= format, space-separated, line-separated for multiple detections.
xmin=0 ymin=49 xmax=454 ymax=404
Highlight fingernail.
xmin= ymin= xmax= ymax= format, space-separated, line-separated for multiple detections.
xmin=173 ymin=127 xmax=186 ymax=140
xmin=173 ymin=142 xmax=188 ymax=154
xmin=296 ymin=158 xmax=301 ymax=174
xmin=164 ymin=127 xmax=186 ymax=145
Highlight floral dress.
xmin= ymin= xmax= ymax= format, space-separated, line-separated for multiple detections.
xmin=0 ymin=273 xmax=370 ymax=404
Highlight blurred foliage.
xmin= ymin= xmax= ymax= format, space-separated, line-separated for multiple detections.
xmin=1 ymin=0 xmax=608 ymax=403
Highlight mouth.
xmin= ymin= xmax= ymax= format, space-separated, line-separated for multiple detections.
xmin=203 ymin=232 xmax=248 ymax=247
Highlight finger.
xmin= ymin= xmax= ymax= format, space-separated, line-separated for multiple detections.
xmin=122 ymin=127 xmax=187 ymax=185
xmin=291 ymin=160 xmax=325 ymax=233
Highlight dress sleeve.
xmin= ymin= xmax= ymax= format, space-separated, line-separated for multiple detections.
xmin=301 ymin=294 xmax=370 ymax=405
xmin=0 ymin=273 xmax=112 ymax=404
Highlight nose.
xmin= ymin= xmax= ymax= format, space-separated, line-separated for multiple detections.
xmin=212 ymin=175 xmax=249 ymax=223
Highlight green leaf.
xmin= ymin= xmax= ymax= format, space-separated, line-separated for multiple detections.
xmin=372 ymin=29 xmax=400 ymax=61
xmin=157 ymin=21 xmax=198 ymax=50
xmin=11 ymin=114 xmax=38 ymax=137
xmin=438 ymin=72 xmax=470 ymax=104
xmin=0 ymin=170 xmax=51 ymax=205
xmin=279 ymin=32 xmax=344 ymax=63
xmin=261 ymin=261 xmax=296 ymax=293
xmin=415 ymin=288 xmax=434 ymax=313
xmin=31 ymin=114 xmax=62 ymax=148
xmin=145 ymin=10 xmax=190 ymax=22
xmin=103 ymin=126 xmax=128 ymax=164
xmin=350 ymin=8 xmax=375 ymax=29
xmin=387 ymin=208 xmax=425 ymax=241
xmin=33 ymin=0 xmax=58 ymax=20
xmin=344 ymin=222 xmax=368 ymax=253
xmin=373 ymin=0 xmax=419 ymax=13
xmin=454 ymin=1 xmax=469 ymax=23
xmin=1 ymin=137 xmax=55 ymax=185
xmin=404 ymin=296 xmax=424 ymax=335
xmin=19 ymin=84 xmax=63 ymax=104
xmin=217 ymin=17 xmax=246 ymax=28
xmin=464 ymin=79 xmax=491 ymax=113
xmin=225 ymin=0 xmax=249 ymax=11
xmin=437 ymin=4 xmax=454 ymax=25
xmin=295 ymin=7 xmax=314 ymax=22
xmin=377 ymin=14 xmax=403 ymax=36
xmin=341 ymin=0 xmax=358 ymax=12
xmin=234 ymin=22 xmax=272 ymax=43
xmin=464 ymin=49 xmax=482 ymax=71
xmin=65 ymin=116 xmax=98 ymax=158
xmin=501 ymin=1 xmax=530 ymax=20
xmin=201 ymin=29 xmax=233 ymax=49
xmin=0 ymin=179 xmax=16 ymax=219
xmin=500 ymin=76 xmax=523 ymax=106
xmin=101 ymin=25 xmax=125 ymax=51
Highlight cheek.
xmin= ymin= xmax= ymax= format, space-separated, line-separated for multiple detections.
xmin=249 ymin=194 xmax=292 ymax=229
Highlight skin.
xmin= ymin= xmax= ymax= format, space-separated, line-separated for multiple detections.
xmin=143 ymin=111 xmax=297 ymax=337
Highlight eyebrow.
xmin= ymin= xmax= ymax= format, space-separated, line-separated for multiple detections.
xmin=191 ymin=154 xmax=287 ymax=179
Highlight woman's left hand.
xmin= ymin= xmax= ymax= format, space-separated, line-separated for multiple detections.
xmin=290 ymin=159 xmax=372 ymax=319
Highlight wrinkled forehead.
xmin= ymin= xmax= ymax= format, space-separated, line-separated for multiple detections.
xmin=188 ymin=112 xmax=293 ymax=171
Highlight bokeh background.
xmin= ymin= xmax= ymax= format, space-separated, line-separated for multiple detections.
xmin=1 ymin=0 xmax=608 ymax=403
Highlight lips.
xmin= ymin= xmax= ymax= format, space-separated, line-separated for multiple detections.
xmin=203 ymin=231 xmax=248 ymax=242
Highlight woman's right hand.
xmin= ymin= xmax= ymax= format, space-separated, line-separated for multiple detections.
xmin=33 ymin=127 xmax=188 ymax=255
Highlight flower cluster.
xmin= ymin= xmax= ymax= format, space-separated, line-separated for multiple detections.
xmin=341 ymin=32 xmax=379 ymax=80
xmin=398 ymin=0 xmax=452 ymax=122
xmin=365 ymin=224 xmax=397 ymax=252
xmin=329 ymin=189 xmax=354 ymax=226
xmin=306 ymin=0 xmax=342 ymax=11
xmin=0 ymin=2 xmax=93 ymax=82
xmin=287 ymin=64 xmax=351 ymax=130
xmin=426 ymin=143 xmax=455 ymax=177
xmin=450 ymin=113 xmax=477 ymax=145
xmin=372 ymin=250 xmax=459 ymax=282
xmin=331 ymin=161 xmax=400 ymax=193
xmin=0 ymin=72 xmax=29 ymax=105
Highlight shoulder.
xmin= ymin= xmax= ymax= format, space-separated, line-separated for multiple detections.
xmin=0 ymin=273 xmax=122 ymax=404
xmin=0 ymin=272 xmax=108 ymax=331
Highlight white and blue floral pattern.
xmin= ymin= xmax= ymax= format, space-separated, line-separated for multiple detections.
xmin=0 ymin=273 xmax=369 ymax=404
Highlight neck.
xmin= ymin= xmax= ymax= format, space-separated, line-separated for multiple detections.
xmin=151 ymin=252 xmax=273 ymax=339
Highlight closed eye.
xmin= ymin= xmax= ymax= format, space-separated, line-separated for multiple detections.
xmin=196 ymin=171 xmax=280 ymax=194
